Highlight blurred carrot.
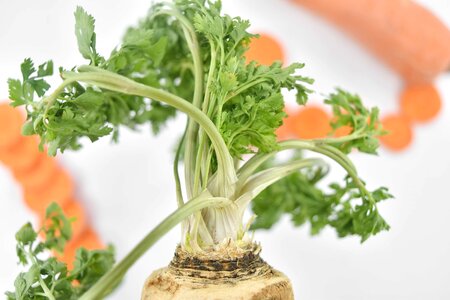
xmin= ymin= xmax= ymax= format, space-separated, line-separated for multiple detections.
xmin=0 ymin=136 xmax=40 ymax=170
xmin=0 ymin=103 xmax=23 ymax=149
xmin=276 ymin=122 xmax=292 ymax=141
xmin=23 ymin=168 xmax=74 ymax=215
xmin=290 ymin=106 xmax=332 ymax=139
xmin=400 ymin=84 xmax=441 ymax=123
xmin=13 ymin=152 xmax=58 ymax=190
xmin=62 ymin=200 xmax=87 ymax=241
xmin=291 ymin=0 xmax=450 ymax=83
xmin=276 ymin=107 xmax=297 ymax=141
xmin=379 ymin=114 xmax=413 ymax=151
xmin=245 ymin=33 xmax=285 ymax=66
xmin=58 ymin=227 xmax=104 ymax=268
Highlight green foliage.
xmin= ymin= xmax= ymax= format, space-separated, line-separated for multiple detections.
xmin=74 ymin=6 xmax=104 ymax=65
xmin=325 ymin=89 xmax=385 ymax=154
xmin=191 ymin=1 xmax=312 ymax=158
xmin=251 ymin=156 xmax=392 ymax=242
xmin=8 ymin=58 xmax=53 ymax=107
xmin=5 ymin=203 xmax=115 ymax=300
xmin=9 ymin=7 xmax=179 ymax=156
xmin=8 ymin=1 xmax=312 ymax=158
xmin=6 ymin=2 xmax=393 ymax=297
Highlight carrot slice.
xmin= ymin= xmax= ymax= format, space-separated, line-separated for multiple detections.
xmin=276 ymin=122 xmax=292 ymax=141
xmin=290 ymin=106 xmax=331 ymax=139
xmin=23 ymin=168 xmax=74 ymax=215
xmin=245 ymin=33 xmax=285 ymax=66
xmin=379 ymin=114 xmax=413 ymax=151
xmin=276 ymin=107 xmax=297 ymax=141
xmin=62 ymin=200 xmax=87 ymax=241
xmin=400 ymin=84 xmax=441 ymax=123
xmin=13 ymin=153 xmax=58 ymax=190
xmin=0 ymin=136 xmax=40 ymax=171
xmin=0 ymin=103 xmax=23 ymax=149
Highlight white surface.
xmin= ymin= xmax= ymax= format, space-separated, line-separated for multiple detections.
xmin=1 ymin=0 xmax=450 ymax=299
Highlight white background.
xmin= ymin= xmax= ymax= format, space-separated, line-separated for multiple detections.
xmin=1 ymin=1 xmax=450 ymax=299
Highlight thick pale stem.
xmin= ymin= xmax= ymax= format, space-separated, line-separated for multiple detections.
xmin=238 ymin=140 xmax=374 ymax=204
xmin=79 ymin=195 xmax=231 ymax=300
xmin=236 ymin=158 xmax=326 ymax=209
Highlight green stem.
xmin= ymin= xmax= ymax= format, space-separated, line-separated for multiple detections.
xmin=224 ymin=77 xmax=267 ymax=102
xmin=236 ymin=140 xmax=372 ymax=204
xmin=279 ymin=140 xmax=374 ymax=204
xmin=174 ymin=125 xmax=187 ymax=207
xmin=39 ymin=278 xmax=56 ymax=300
xmin=24 ymin=245 xmax=56 ymax=300
xmin=79 ymin=195 xmax=231 ymax=300
xmin=62 ymin=70 xmax=237 ymax=195
xmin=194 ymin=43 xmax=217 ymax=188
xmin=312 ymin=128 xmax=365 ymax=144
xmin=236 ymin=158 xmax=326 ymax=209
xmin=130 ymin=6 xmax=205 ymax=198
xmin=193 ymin=128 xmax=206 ymax=193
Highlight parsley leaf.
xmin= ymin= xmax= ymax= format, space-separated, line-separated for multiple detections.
xmin=5 ymin=203 xmax=115 ymax=300
xmin=8 ymin=58 xmax=53 ymax=107
xmin=252 ymin=155 xmax=392 ymax=242
xmin=325 ymin=89 xmax=385 ymax=154
xmin=74 ymin=6 xmax=103 ymax=65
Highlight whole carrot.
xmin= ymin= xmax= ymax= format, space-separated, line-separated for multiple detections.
xmin=291 ymin=0 xmax=450 ymax=83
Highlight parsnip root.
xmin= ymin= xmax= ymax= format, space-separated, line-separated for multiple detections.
xmin=142 ymin=244 xmax=294 ymax=300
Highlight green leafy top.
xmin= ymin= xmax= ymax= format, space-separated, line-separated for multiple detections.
xmin=7 ymin=1 xmax=393 ymax=299
xmin=5 ymin=203 xmax=115 ymax=300
xmin=325 ymin=89 xmax=384 ymax=154
xmin=252 ymin=153 xmax=392 ymax=242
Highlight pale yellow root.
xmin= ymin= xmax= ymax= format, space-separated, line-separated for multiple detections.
xmin=141 ymin=244 xmax=294 ymax=300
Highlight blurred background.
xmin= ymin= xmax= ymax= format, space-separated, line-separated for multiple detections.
xmin=1 ymin=0 xmax=450 ymax=299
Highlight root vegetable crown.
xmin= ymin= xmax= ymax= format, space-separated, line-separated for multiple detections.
xmin=142 ymin=243 xmax=294 ymax=300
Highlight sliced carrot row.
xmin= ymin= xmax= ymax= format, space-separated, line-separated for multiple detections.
xmin=0 ymin=102 xmax=103 ymax=265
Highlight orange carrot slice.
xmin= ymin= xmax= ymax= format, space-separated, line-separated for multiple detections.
xmin=276 ymin=107 xmax=297 ymax=141
xmin=0 ymin=136 xmax=40 ymax=171
xmin=0 ymin=103 xmax=23 ymax=149
xmin=245 ymin=33 xmax=285 ymax=66
xmin=400 ymin=84 xmax=441 ymax=123
xmin=290 ymin=106 xmax=331 ymax=139
xmin=276 ymin=122 xmax=292 ymax=141
xmin=379 ymin=114 xmax=413 ymax=151
xmin=62 ymin=200 xmax=87 ymax=241
xmin=13 ymin=153 xmax=58 ymax=190
xmin=23 ymin=168 xmax=74 ymax=215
